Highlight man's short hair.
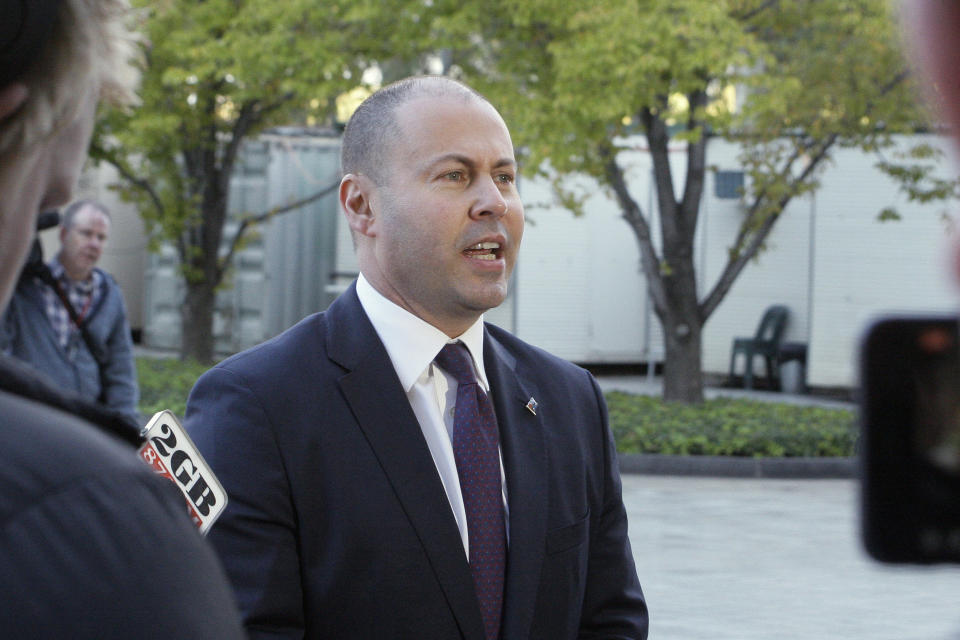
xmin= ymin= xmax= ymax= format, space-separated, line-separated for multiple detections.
xmin=341 ymin=76 xmax=489 ymax=185
xmin=0 ymin=0 xmax=140 ymax=161
xmin=62 ymin=199 xmax=111 ymax=229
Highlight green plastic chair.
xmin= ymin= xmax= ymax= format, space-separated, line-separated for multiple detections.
xmin=728 ymin=305 xmax=790 ymax=390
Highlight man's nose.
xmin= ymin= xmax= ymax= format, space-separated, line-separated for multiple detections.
xmin=469 ymin=177 xmax=509 ymax=220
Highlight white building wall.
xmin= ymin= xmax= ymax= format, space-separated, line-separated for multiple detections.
xmin=807 ymin=137 xmax=959 ymax=386
xmin=513 ymin=145 xmax=673 ymax=364
xmin=513 ymin=134 xmax=960 ymax=389
xmin=513 ymin=176 xmax=596 ymax=360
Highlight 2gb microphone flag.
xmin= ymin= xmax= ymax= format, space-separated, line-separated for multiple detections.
xmin=138 ymin=410 xmax=227 ymax=535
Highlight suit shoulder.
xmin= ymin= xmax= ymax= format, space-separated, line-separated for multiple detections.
xmin=485 ymin=322 xmax=592 ymax=382
xmin=212 ymin=311 xmax=327 ymax=377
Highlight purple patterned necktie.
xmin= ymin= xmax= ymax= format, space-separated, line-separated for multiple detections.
xmin=434 ymin=342 xmax=506 ymax=640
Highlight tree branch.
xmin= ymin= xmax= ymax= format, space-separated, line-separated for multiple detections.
xmin=599 ymin=143 xmax=668 ymax=316
xmin=642 ymin=105 xmax=680 ymax=245
xmin=700 ymin=133 xmax=838 ymax=320
xmin=733 ymin=0 xmax=780 ymax=22
xmin=219 ymin=93 xmax=296 ymax=196
xmin=218 ymin=180 xmax=340 ymax=273
xmin=90 ymin=141 xmax=166 ymax=219
xmin=679 ymin=88 xmax=709 ymax=238
xmin=220 ymin=101 xmax=261 ymax=193
xmin=699 ymin=66 xmax=911 ymax=321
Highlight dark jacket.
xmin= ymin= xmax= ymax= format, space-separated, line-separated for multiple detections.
xmin=1 ymin=267 xmax=138 ymax=421
xmin=0 ymin=355 xmax=244 ymax=639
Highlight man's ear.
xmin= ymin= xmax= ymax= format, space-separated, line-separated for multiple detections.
xmin=0 ymin=84 xmax=28 ymax=121
xmin=340 ymin=173 xmax=378 ymax=237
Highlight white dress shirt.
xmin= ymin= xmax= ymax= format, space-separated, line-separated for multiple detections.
xmin=355 ymin=274 xmax=508 ymax=557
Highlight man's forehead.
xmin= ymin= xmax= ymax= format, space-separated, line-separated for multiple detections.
xmin=72 ymin=206 xmax=111 ymax=228
xmin=395 ymin=92 xmax=503 ymax=126
xmin=392 ymin=94 xmax=514 ymax=159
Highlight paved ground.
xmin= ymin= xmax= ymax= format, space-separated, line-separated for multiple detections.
xmin=604 ymin=376 xmax=960 ymax=639
xmin=623 ymin=475 xmax=960 ymax=640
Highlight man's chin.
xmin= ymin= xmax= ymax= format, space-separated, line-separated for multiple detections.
xmin=461 ymin=286 xmax=509 ymax=315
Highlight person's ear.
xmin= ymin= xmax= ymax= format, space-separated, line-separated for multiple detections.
xmin=0 ymin=83 xmax=28 ymax=121
xmin=340 ymin=174 xmax=378 ymax=237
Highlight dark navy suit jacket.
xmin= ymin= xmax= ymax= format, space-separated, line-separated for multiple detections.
xmin=185 ymin=284 xmax=648 ymax=639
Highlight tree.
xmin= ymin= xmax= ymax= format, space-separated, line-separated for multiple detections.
xmin=94 ymin=0 xmax=435 ymax=362
xmin=436 ymin=0 xmax=948 ymax=402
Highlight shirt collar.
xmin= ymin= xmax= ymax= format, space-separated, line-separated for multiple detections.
xmin=355 ymin=274 xmax=489 ymax=393
xmin=48 ymin=256 xmax=66 ymax=281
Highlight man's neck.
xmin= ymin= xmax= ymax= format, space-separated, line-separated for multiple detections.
xmin=54 ymin=255 xmax=92 ymax=283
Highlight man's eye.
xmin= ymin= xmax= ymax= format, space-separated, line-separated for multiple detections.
xmin=495 ymin=173 xmax=515 ymax=185
xmin=443 ymin=171 xmax=464 ymax=182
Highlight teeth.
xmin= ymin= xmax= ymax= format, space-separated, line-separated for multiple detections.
xmin=468 ymin=242 xmax=500 ymax=250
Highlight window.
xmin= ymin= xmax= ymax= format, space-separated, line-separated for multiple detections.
xmin=715 ymin=170 xmax=744 ymax=199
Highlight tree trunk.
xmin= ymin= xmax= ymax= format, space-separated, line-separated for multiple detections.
xmin=660 ymin=313 xmax=704 ymax=403
xmin=658 ymin=230 xmax=705 ymax=403
xmin=180 ymin=282 xmax=216 ymax=363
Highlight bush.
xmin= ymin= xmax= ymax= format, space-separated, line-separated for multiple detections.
xmin=605 ymin=391 xmax=857 ymax=457
xmin=137 ymin=356 xmax=211 ymax=419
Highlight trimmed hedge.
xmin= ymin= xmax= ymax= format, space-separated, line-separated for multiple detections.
xmin=606 ymin=391 xmax=857 ymax=457
xmin=136 ymin=358 xmax=858 ymax=457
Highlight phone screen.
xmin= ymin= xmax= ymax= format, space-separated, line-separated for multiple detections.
xmin=909 ymin=325 xmax=960 ymax=478
xmin=860 ymin=316 xmax=960 ymax=563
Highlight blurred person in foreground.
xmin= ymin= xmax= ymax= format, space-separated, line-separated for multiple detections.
xmin=185 ymin=75 xmax=648 ymax=639
xmin=0 ymin=1 xmax=243 ymax=637
xmin=2 ymin=199 xmax=139 ymax=423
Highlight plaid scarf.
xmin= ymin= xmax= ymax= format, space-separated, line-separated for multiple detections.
xmin=43 ymin=258 xmax=103 ymax=350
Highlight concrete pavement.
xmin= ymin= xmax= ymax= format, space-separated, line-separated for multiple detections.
xmin=624 ymin=475 xmax=960 ymax=640
xmin=606 ymin=376 xmax=960 ymax=638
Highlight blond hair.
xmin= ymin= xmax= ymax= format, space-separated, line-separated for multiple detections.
xmin=0 ymin=0 xmax=141 ymax=159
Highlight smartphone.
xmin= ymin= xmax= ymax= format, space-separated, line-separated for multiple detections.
xmin=860 ymin=315 xmax=960 ymax=564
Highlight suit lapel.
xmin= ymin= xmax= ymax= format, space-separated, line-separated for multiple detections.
xmin=483 ymin=330 xmax=549 ymax=640
xmin=328 ymin=286 xmax=486 ymax=640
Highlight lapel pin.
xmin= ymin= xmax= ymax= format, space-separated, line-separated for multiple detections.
xmin=525 ymin=397 xmax=538 ymax=415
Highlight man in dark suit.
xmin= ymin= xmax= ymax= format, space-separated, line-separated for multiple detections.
xmin=185 ymin=75 xmax=648 ymax=639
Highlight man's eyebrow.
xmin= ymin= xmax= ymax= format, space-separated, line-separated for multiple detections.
xmin=431 ymin=154 xmax=474 ymax=169
xmin=429 ymin=154 xmax=517 ymax=170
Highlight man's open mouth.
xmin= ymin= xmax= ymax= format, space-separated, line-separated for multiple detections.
xmin=463 ymin=242 xmax=501 ymax=261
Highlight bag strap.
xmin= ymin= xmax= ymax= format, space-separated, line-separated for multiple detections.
xmin=34 ymin=265 xmax=111 ymax=404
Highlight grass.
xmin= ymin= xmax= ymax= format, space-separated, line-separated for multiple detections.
xmin=137 ymin=356 xmax=212 ymax=419
xmin=136 ymin=357 xmax=858 ymax=457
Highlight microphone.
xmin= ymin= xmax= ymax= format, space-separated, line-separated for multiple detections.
xmin=138 ymin=411 xmax=228 ymax=534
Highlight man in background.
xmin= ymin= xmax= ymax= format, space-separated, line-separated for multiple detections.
xmin=0 ymin=0 xmax=243 ymax=636
xmin=2 ymin=199 xmax=139 ymax=422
